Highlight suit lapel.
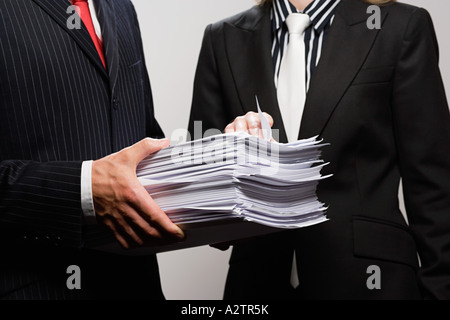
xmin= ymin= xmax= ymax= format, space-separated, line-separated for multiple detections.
xmin=224 ymin=6 xmax=289 ymax=142
xmin=299 ymin=0 xmax=388 ymax=139
xmin=224 ymin=2 xmax=388 ymax=142
xmin=95 ymin=0 xmax=119 ymax=94
xmin=31 ymin=0 xmax=107 ymax=79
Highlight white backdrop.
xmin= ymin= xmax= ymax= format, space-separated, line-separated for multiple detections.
xmin=131 ymin=0 xmax=450 ymax=300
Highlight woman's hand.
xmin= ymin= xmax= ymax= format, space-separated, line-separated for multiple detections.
xmin=225 ymin=111 xmax=276 ymax=141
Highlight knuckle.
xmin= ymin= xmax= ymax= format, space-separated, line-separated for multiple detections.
xmin=123 ymin=186 xmax=139 ymax=203
xmin=117 ymin=150 xmax=132 ymax=164
xmin=144 ymin=138 xmax=154 ymax=149
xmin=247 ymin=118 xmax=260 ymax=129
xmin=146 ymin=210 xmax=162 ymax=224
xmin=235 ymin=118 xmax=247 ymax=129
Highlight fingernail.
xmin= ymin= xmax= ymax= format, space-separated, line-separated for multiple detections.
xmin=176 ymin=228 xmax=186 ymax=240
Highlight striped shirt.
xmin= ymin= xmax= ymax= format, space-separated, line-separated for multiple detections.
xmin=271 ymin=0 xmax=341 ymax=90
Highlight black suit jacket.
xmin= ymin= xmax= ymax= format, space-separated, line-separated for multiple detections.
xmin=189 ymin=0 xmax=450 ymax=300
xmin=0 ymin=0 xmax=164 ymax=299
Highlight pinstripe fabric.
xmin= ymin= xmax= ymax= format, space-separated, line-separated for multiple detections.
xmin=0 ymin=0 xmax=165 ymax=299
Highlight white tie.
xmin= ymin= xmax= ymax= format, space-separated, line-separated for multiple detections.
xmin=277 ymin=13 xmax=311 ymax=290
xmin=277 ymin=13 xmax=311 ymax=143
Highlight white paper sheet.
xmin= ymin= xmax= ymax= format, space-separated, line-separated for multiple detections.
xmin=137 ymin=131 xmax=331 ymax=228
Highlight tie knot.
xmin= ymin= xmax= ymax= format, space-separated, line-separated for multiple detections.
xmin=286 ymin=13 xmax=311 ymax=35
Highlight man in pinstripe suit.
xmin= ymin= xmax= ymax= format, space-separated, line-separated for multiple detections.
xmin=0 ymin=0 xmax=185 ymax=299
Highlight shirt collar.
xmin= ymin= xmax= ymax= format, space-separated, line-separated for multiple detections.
xmin=272 ymin=0 xmax=341 ymax=34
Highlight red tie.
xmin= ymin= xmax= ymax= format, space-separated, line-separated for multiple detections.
xmin=71 ymin=0 xmax=106 ymax=69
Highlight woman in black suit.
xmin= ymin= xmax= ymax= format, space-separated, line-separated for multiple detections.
xmin=189 ymin=0 xmax=450 ymax=299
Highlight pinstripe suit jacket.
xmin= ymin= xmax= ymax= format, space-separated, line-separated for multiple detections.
xmin=0 ymin=0 xmax=165 ymax=299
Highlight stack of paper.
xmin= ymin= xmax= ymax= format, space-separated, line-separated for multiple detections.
xmin=136 ymin=132 xmax=331 ymax=229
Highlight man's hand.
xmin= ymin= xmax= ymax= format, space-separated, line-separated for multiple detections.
xmin=225 ymin=111 xmax=275 ymax=141
xmin=92 ymin=138 xmax=185 ymax=249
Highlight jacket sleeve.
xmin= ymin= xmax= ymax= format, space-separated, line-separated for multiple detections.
xmin=188 ymin=24 xmax=232 ymax=140
xmin=0 ymin=160 xmax=84 ymax=248
xmin=392 ymin=7 xmax=450 ymax=299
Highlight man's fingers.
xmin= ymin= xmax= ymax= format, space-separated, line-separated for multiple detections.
xmin=120 ymin=202 xmax=171 ymax=240
xmin=126 ymin=138 xmax=170 ymax=165
xmin=112 ymin=211 xmax=148 ymax=246
xmin=103 ymin=218 xmax=132 ymax=249
xmin=102 ymin=207 xmax=174 ymax=249
xmin=131 ymin=186 xmax=185 ymax=240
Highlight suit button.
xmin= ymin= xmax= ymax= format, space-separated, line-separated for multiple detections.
xmin=113 ymin=97 xmax=119 ymax=110
xmin=55 ymin=236 xmax=62 ymax=246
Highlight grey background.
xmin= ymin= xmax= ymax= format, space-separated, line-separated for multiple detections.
xmin=131 ymin=0 xmax=450 ymax=300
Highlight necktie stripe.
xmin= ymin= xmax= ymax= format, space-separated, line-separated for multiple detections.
xmin=71 ymin=0 xmax=106 ymax=69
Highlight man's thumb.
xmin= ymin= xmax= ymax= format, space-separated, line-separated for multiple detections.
xmin=129 ymin=138 xmax=170 ymax=164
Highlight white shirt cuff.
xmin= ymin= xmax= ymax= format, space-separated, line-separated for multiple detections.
xmin=81 ymin=160 xmax=97 ymax=224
